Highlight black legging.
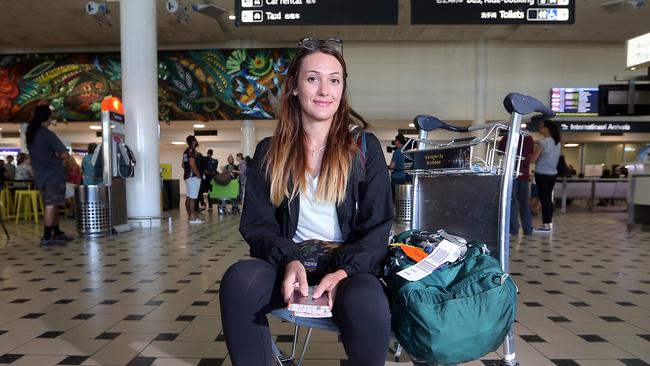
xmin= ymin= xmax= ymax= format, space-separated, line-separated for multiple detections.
xmin=535 ymin=172 xmax=557 ymax=225
xmin=219 ymin=259 xmax=391 ymax=366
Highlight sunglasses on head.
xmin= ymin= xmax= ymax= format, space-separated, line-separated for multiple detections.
xmin=298 ymin=38 xmax=343 ymax=53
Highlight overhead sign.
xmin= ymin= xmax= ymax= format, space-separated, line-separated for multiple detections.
xmin=530 ymin=120 xmax=650 ymax=133
xmin=411 ymin=0 xmax=575 ymax=25
xmin=626 ymin=32 xmax=650 ymax=69
xmin=235 ymin=0 xmax=398 ymax=26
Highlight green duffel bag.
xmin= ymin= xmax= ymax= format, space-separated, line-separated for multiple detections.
xmin=386 ymin=242 xmax=517 ymax=365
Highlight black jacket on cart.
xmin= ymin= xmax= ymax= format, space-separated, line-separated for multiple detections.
xmin=239 ymin=132 xmax=394 ymax=277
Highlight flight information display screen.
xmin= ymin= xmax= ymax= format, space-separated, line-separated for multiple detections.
xmin=551 ymin=87 xmax=599 ymax=116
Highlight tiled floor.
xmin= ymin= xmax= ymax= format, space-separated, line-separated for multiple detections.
xmin=0 ymin=209 xmax=649 ymax=366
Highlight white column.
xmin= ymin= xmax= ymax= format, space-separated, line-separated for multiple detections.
xmin=241 ymin=120 xmax=255 ymax=157
xmin=120 ymin=0 xmax=161 ymax=226
xmin=19 ymin=123 xmax=28 ymax=153
xmin=474 ymin=38 xmax=488 ymax=157
xmin=474 ymin=38 xmax=487 ymax=126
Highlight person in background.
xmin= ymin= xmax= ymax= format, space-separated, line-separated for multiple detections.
xmin=529 ymin=176 xmax=541 ymax=216
xmin=556 ymin=155 xmax=570 ymax=177
xmin=182 ymin=135 xmax=204 ymax=225
xmin=389 ymin=133 xmax=408 ymax=199
xmin=236 ymin=152 xmax=248 ymax=200
xmin=224 ymin=154 xmax=238 ymax=180
xmin=0 ymin=160 xmax=6 ymax=189
xmin=14 ymin=153 xmax=34 ymax=189
xmin=4 ymin=155 xmax=15 ymax=179
xmin=568 ymin=164 xmax=577 ymax=176
xmin=64 ymin=155 xmax=81 ymax=219
xmin=202 ymin=149 xmax=218 ymax=212
xmin=499 ymin=134 xmax=534 ymax=236
xmin=531 ymin=120 xmax=562 ymax=233
xmin=26 ymin=105 xmax=74 ymax=245
xmin=81 ymin=143 xmax=102 ymax=185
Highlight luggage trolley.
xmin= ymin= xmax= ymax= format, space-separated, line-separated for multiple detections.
xmin=402 ymin=93 xmax=556 ymax=366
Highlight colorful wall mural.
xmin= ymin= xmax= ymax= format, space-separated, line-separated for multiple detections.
xmin=0 ymin=48 xmax=296 ymax=123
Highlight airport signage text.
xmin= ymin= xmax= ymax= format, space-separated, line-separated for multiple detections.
xmin=411 ymin=0 xmax=575 ymax=25
xmin=235 ymin=0 xmax=398 ymax=26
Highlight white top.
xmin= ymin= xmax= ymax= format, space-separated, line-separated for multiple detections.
xmin=292 ymin=174 xmax=343 ymax=243
xmin=535 ymin=137 xmax=561 ymax=175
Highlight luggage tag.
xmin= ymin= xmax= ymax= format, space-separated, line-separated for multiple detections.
xmin=397 ymin=239 xmax=465 ymax=282
xmin=392 ymin=244 xmax=429 ymax=263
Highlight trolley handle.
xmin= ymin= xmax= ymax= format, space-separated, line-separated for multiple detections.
xmin=413 ymin=115 xmax=469 ymax=133
xmin=503 ymin=92 xmax=556 ymax=120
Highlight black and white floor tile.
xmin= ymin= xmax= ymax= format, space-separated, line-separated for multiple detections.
xmin=0 ymin=209 xmax=649 ymax=365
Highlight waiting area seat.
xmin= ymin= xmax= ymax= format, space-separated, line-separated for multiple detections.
xmin=555 ymin=177 xmax=628 ymax=212
xmin=1 ymin=180 xmax=36 ymax=219
xmin=14 ymin=189 xmax=44 ymax=224
xmin=208 ymin=179 xmax=240 ymax=215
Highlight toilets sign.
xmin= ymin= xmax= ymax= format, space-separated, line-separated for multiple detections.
xmin=412 ymin=0 xmax=575 ymax=24
xmin=236 ymin=0 xmax=398 ymax=26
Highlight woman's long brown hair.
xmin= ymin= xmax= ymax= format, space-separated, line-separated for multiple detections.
xmin=265 ymin=44 xmax=367 ymax=207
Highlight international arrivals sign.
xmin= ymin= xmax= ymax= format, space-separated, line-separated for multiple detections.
xmin=530 ymin=120 xmax=650 ymax=133
xmin=560 ymin=122 xmax=634 ymax=132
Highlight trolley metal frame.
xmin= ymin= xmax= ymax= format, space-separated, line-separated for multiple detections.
xmin=402 ymin=93 xmax=555 ymax=366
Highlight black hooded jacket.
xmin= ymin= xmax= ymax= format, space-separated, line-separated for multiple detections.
xmin=239 ymin=132 xmax=394 ymax=277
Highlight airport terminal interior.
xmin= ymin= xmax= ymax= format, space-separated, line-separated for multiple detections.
xmin=1 ymin=0 xmax=650 ymax=365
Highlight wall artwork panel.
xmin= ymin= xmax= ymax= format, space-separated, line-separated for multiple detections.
xmin=0 ymin=48 xmax=295 ymax=122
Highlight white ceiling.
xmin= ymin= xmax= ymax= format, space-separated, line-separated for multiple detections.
xmin=0 ymin=0 xmax=649 ymax=50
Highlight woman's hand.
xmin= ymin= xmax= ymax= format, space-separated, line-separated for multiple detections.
xmin=282 ymin=260 xmax=308 ymax=304
xmin=313 ymin=269 xmax=348 ymax=309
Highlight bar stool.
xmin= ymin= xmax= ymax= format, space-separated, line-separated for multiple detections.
xmin=14 ymin=190 xmax=44 ymax=224
xmin=0 ymin=188 xmax=12 ymax=219
xmin=1 ymin=182 xmax=16 ymax=218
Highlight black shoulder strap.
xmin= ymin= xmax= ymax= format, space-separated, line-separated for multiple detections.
xmin=352 ymin=127 xmax=367 ymax=182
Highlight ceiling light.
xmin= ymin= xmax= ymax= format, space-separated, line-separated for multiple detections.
xmin=171 ymin=141 xmax=185 ymax=145
xmin=521 ymin=123 xmax=528 ymax=128
xmin=89 ymin=125 xmax=102 ymax=130
xmin=631 ymin=67 xmax=637 ymax=70
xmin=624 ymin=146 xmax=636 ymax=152
xmin=408 ymin=123 xmax=415 ymax=128
xmin=193 ymin=123 xmax=205 ymax=129
xmin=0 ymin=127 xmax=3 ymax=131
xmin=564 ymin=143 xmax=579 ymax=147
xmin=228 ymin=10 xmax=236 ymax=20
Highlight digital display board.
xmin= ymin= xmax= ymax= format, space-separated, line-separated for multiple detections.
xmin=235 ymin=0 xmax=398 ymax=26
xmin=551 ymin=87 xmax=599 ymax=116
xmin=411 ymin=0 xmax=575 ymax=25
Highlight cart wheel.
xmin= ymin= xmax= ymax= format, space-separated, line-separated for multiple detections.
xmin=500 ymin=361 xmax=519 ymax=366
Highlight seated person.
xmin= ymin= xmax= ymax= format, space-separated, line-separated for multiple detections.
xmin=14 ymin=153 xmax=34 ymax=189
xmin=219 ymin=38 xmax=394 ymax=366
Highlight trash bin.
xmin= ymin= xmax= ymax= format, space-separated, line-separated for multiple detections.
xmin=76 ymin=185 xmax=111 ymax=236
xmin=395 ymin=184 xmax=413 ymax=225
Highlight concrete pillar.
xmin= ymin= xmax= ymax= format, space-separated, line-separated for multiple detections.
xmin=241 ymin=120 xmax=255 ymax=157
xmin=474 ymin=38 xmax=487 ymax=127
xmin=120 ymin=0 xmax=161 ymax=226
xmin=19 ymin=123 xmax=28 ymax=153
xmin=474 ymin=38 xmax=488 ymax=158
